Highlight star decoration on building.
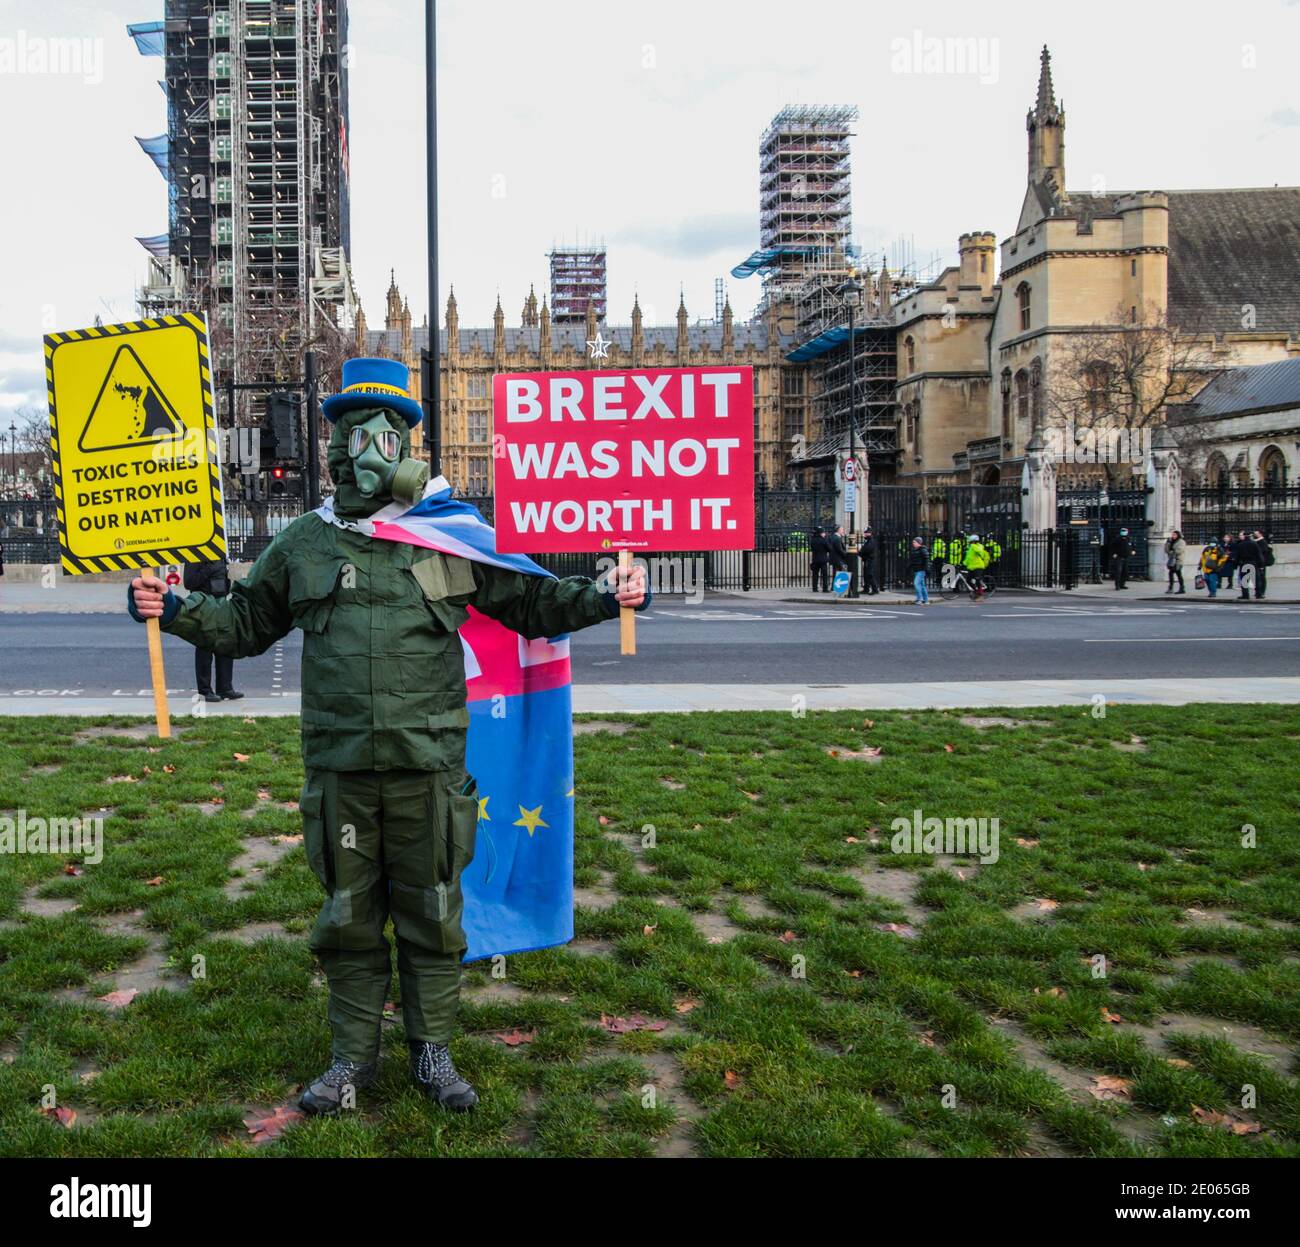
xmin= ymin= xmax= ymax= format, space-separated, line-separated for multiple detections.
xmin=513 ymin=804 xmax=549 ymax=837
xmin=586 ymin=331 xmax=612 ymax=360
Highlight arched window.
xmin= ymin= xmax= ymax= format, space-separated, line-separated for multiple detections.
xmin=1204 ymin=451 xmax=1229 ymax=489
xmin=1000 ymin=368 xmax=1012 ymax=442
xmin=1015 ymin=369 xmax=1030 ymax=428
xmin=1259 ymin=445 xmax=1288 ymax=488
xmin=1016 ymin=283 xmax=1031 ymax=332
xmin=904 ymin=336 xmax=916 ymax=374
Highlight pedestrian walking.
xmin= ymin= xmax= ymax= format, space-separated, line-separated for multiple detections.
xmin=184 ymin=558 xmax=244 ymax=702
xmin=1197 ymin=541 xmax=1225 ymax=598
xmin=809 ymin=527 xmax=831 ymax=593
xmin=1164 ymin=530 xmax=1186 ymax=594
xmin=907 ymin=538 xmax=930 ymax=604
xmin=1108 ymin=527 xmax=1135 ymax=590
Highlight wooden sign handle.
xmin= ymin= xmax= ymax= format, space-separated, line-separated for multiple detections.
xmin=146 ymin=566 xmax=171 ymax=738
xmin=618 ymin=549 xmax=636 ymax=656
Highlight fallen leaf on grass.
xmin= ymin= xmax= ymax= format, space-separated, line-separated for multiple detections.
xmin=494 ymin=1029 xmax=535 ymax=1047
xmin=642 ymin=923 xmax=657 ymax=936
xmin=1191 ymin=1104 xmax=1261 ymax=1135
xmin=241 ymin=717 xmax=255 ymax=725
xmin=918 ymin=1030 xmax=936 ymax=1047
xmin=233 ymin=753 xmax=250 ymax=763
xmin=778 ymin=930 xmax=798 ymax=943
xmin=943 ymin=743 xmax=955 ymax=753
xmin=845 ymin=836 xmax=860 ymax=844
xmin=273 ymin=833 xmax=304 ymax=845
xmin=844 ymin=969 xmax=863 ymax=979
xmin=741 ymin=790 xmax=760 ymax=801
xmin=600 ymin=1014 xmax=667 ymax=1034
xmin=598 ymin=815 xmax=610 ymax=826
xmin=1165 ymin=1058 xmax=1193 ymax=1070
xmin=107 ymin=775 xmax=139 ymax=784
xmin=257 ymin=789 xmax=272 ymax=802
xmin=877 ymin=923 xmax=919 ymax=940
xmin=723 ymin=1069 xmax=743 ymax=1090
xmin=97 ymin=989 xmax=138 ymax=1009
xmin=1100 ymin=1006 xmax=1124 ymax=1025
xmin=162 ymin=764 xmax=175 ymax=774
xmin=1016 ymin=838 xmax=1039 ymax=848
xmin=243 ymin=1106 xmax=304 ymax=1145
xmin=145 ymin=876 xmax=163 ymax=887
xmin=829 ymin=746 xmax=883 ymax=761
xmin=63 ymin=864 xmax=82 ymax=877
xmin=1090 ymin=1075 xmax=1133 ymax=1102
xmin=1034 ymin=898 xmax=1059 ymax=911
xmin=40 ymin=1106 xmax=77 ymax=1128
xmin=706 ymin=936 xmax=726 ymax=945
xmin=863 ymin=719 xmax=874 ymax=728
xmin=673 ymin=999 xmax=698 ymax=1014
xmin=1032 ymin=986 xmax=1066 ymax=999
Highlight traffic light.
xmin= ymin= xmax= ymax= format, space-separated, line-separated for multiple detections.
xmin=261 ymin=392 xmax=302 ymax=465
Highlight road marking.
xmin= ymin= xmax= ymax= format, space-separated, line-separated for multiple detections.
xmin=1084 ymin=636 xmax=1300 ymax=643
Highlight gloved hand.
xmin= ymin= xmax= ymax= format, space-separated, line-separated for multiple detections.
xmin=126 ymin=573 xmax=181 ymax=626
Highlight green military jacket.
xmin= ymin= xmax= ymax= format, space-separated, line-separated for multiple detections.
xmin=164 ymin=513 xmax=614 ymax=772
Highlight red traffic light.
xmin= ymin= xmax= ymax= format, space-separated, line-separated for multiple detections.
xmin=272 ymin=466 xmax=285 ymax=480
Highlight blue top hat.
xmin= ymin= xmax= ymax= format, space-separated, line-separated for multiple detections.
xmin=322 ymin=357 xmax=424 ymax=429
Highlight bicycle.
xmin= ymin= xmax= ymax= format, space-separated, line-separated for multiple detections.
xmin=939 ymin=562 xmax=997 ymax=601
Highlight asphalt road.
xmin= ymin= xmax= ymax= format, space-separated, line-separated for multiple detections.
xmin=2 ymin=595 xmax=1299 ymax=698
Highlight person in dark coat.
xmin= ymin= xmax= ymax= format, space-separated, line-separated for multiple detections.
xmin=828 ymin=525 xmax=850 ymax=573
xmin=858 ymin=529 xmax=879 ymax=595
xmin=183 ymin=558 xmax=244 ymax=701
xmin=1108 ymin=527 xmax=1135 ymax=590
xmin=809 ymin=528 xmax=831 ymax=592
xmin=1234 ymin=531 xmax=1262 ymax=601
xmin=1253 ymin=530 xmax=1272 ymax=600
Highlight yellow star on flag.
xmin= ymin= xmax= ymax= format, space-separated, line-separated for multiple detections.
xmin=513 ymin=804 xmax=549 ymax=837
xmin=477 ymin=795 xmax=490 ymax=821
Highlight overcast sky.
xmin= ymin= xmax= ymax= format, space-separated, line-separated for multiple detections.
xmin=1 ymin=0 xmax=1296 ymax=420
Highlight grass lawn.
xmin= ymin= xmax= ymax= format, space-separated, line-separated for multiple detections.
xmin=0 ymin=704 xmax=1297 ymax=1158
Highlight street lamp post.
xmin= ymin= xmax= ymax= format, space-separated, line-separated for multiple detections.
xmin=838 ymin=277 xmax=862 ymax=597
xmin=8 ymin=421 xmax=16 ymax=488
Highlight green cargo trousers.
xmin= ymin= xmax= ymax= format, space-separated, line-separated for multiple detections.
xmin=299 ymin=767 xmax=479 ymax=1063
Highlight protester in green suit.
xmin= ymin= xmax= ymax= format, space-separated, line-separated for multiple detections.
xmin=127 ymin=358 xmax=648 ymax=1115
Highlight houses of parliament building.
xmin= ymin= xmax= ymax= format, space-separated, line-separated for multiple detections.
xmin=355 ymin=48 xmax=1300 ymax=498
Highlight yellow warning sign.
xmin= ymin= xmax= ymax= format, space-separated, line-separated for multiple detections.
xmin=44 ymin=314 xmax=226 ymax=575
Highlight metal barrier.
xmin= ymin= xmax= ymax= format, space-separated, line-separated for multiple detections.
xmin=1182 ymin=484 xmax=1300 ymax=544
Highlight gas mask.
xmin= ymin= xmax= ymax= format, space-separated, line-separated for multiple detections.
xmin=347 ymin=412 xmax=428 ymax=507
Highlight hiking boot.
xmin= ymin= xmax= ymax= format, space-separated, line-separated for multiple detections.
xmin=409 ymin=1041 xmax=478 ymax=1112
xmin=299 ymin=1057 xmax=377 ymax=1116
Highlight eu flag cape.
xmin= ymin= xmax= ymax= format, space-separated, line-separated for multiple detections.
xmin=314 ymin=478 xmax=574 ymax=962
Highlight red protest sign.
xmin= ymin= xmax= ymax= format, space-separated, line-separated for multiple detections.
xmin=491 ymin=366 xmax=754 ymax=553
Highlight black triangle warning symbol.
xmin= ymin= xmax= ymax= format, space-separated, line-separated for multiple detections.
xmin=78 ymin=343 xmax=188 ymax=453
